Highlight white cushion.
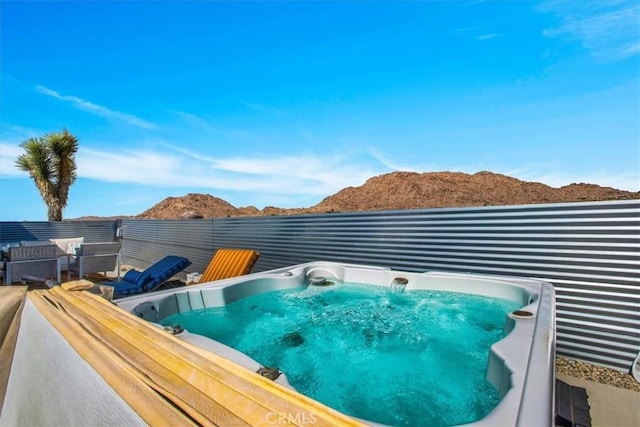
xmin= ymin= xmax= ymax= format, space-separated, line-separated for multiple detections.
xmin=50 ymin=237 xmax=85 ymax=255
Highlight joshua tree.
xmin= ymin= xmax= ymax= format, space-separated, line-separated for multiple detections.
xmin=15 ymin=129 xmax=79 ymax=221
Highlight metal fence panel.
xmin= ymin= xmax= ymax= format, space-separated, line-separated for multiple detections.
xmin=7 ymin=202 xmax=636 ymax=372
xmin=120 ymin=219 xmax=216 ymax=273
xmin=97 ymin=200 xmax=640 ymax=372
xmin=0 ymin=221 xmax=118 ymax=244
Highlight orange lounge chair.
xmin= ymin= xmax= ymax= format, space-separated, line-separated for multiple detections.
xmin=196 ymin=248 xmax=260 ymax=284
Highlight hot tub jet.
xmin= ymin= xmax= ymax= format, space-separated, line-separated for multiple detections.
xmin=391 ymin=277 xmax=408 ymax=293
xmin=163 ymin=324 xmax=184 ymax=335
xmin=257 ymin=366 xmax=282 ymax=380
xmin=308 ymin=276 xmax=334 ymax=286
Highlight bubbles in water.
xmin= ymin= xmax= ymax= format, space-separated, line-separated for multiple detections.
xmin=161 ymin=283 xmax=520 ymax=426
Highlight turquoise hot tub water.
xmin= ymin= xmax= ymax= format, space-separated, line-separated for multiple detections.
xmin=160 ymin=282 xmax=521 ymax=426
xmin=117 ymin=262 xmax=556 ymax=427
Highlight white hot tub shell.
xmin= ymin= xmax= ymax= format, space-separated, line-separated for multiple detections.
xmin=116 ymin=262 xmax=557 ymax=427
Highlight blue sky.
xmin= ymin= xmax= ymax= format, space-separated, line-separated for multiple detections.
xmin=1 ymin=0 xmax=638 ymax=221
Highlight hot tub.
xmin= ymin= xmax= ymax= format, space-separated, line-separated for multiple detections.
xmin=116 ymin=262 xmax=556 ymax=427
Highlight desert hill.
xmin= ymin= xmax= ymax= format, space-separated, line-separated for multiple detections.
xmin=135 ymin=171 xmax=639 ymax=220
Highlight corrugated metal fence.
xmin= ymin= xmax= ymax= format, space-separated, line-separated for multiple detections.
xmin=2 ymin=201 xmax=638 ymax=372
xmin=0 ymin=221 xmax=118 ymax=244
xmin=121 ymin=200 xmax=640 ymax=372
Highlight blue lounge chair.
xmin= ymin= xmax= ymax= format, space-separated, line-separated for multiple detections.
xmin=105 ymin=255 xmax=191 ymax=299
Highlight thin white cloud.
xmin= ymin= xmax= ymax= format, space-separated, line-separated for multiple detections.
xmin=0 ymin=124 xmax=48 ymax=177
xmin=237 ymin=100 xmax=283 ymax=115
xmin=170 ymin=110 xmax=274 ymax=145
xmin=367 ymin=147 xmax=414 ymax=172
xmin=76 ymin=144 xmax=640 ymax=195
xmin=76 ymin=145 xmax=380 ymax=198
xmin=476 ymin=33 xmax=502 ymax=41
xmin=0 ymin=143 xmax=24 ymax=176
xmin=172 ymin=111 xmax=212 ymax=126
xmin=456 ymin=26 xmax=481 ymax=36
xmin=0 ymin=123 xmax=44 ymax=138
xmin=539 ymin=0 xmax=640 ymax=61
xmin=36 ymin=85 xmax=156 ymax=129
xmin=456 ymin=25 xmax=504 ymax=41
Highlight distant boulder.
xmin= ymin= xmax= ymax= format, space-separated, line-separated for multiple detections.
xmin=180 ymin=211 xmax=204 ymax=219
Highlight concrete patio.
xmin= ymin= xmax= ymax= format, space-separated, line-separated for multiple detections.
xmin=557 ymin=374 xmax=639 ymax=427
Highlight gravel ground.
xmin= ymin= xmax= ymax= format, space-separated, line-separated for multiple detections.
xmin=557 ymin=356 xmax=640 ymax=392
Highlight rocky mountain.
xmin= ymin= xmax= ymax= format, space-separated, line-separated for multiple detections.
xmin=135 ymin=171 xmax=639 ymax=219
